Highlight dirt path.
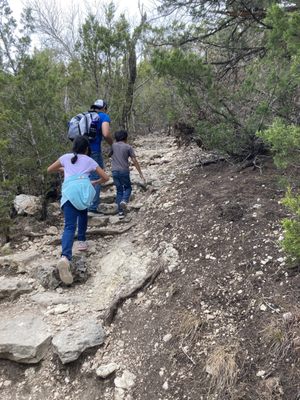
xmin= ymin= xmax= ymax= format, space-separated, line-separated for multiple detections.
xmin=0 ymin=133 xmax=299 ymax=400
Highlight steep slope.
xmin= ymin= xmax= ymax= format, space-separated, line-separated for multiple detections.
xmin=0 ymin=132 xmax=299 ymax=400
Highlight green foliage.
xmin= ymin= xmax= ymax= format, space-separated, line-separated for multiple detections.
xmin=258 ymin=117 xmax=300 ymax=263
xmin=0 ymin=49 xmax=68 ymax=203
xmin=257 ymin=117 xmax=300 ymax=264
xmin=76 ymin=6 xmax=145 ymax=128
xmin=257 ymin=119 xmax=300 ymax=169
xmin=281 ymin=189 xmax=300 ymax=263
xmin=152 ymin=48 xmax=212 ymax=90
xmin=0 ymin=139 xmax=14 ymax=243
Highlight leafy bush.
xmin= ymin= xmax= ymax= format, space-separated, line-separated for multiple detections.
xmin=257 ymin=119 xmax=300 ymax=169
xmin=281 ymin=189 xmax=300 ymax=264
xmin=259 ymin=119 xmax=300 ymax=263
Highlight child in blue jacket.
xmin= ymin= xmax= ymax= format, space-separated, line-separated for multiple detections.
xmin=47 ymin=135 xmax=109 ymax=284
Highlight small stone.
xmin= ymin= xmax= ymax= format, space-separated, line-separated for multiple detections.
xmin=206 ymin=314 xmax=215 ymax=320
xmin=96 ymin=362 xmax=119 ymax=378
xmin=162 ymin=381 xmax=169 ymax=390
xmin=256 ymin=370 xmax=266 ymax=378
xmin=114 ymin=387 xmax=125 ymax=400
xmin=114 ymin=370 xmax=136 ymax=390
xmin=282 ymin=312 xmax=294 ymax=323
xmin=53 ymin=304 xmax=69 ymax=314
xmin=163 ymin=334 xmax=172 ymax=343
xmin=293 ymin=337 xmax=300 ymax=347
xmin=260 ymin=304 xmax=267 ymax=311
xmin=255 ymin=271 xmax=264 ymax=276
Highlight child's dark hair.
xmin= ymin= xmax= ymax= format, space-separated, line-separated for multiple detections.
xmin=114 ymin=130 xmax=128 ymax=142
xmin=71 ymin=136 xmax=91 ymax=164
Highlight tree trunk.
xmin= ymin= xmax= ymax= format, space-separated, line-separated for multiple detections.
xmin=121 ymin=41 xmax=137 ymax=129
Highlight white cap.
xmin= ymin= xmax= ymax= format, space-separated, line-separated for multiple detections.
xmin=91 ymin=99 xmax=108 ymax=109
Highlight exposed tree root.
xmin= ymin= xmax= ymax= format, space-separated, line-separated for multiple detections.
xmin=103 ymin=264 xmax=162 ymax=326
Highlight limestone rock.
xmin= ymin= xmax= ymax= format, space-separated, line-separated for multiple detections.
xmin=99 ymin=203 xmax=118 ymax=215
xmin=114 ymin=370 xmax=136 ymax=390
xmin=101 ymin=192 xmax=116 ymax=204
xmin=52 ymin=318 xmax=106 ymax=364
xmin=0 ymin=250 xmax=40 ymax=272
xmin=96 ymin=362 xmax=119 ymax=378
xmin=88 ymin=216 xmax=110 ymax=227
xmin=35 ymin=263 xmax=60 ymax=289
xmin=0 ymin=313 xmax=51 ymax=363
xmin=90 ymin=240 xmax=151 ymax=311
xmin=13 ymin=194 xmax=42 ymax=216
xmin=0 ymin=277 xmax=32 ymax=300
xmin=31 ymin=292 xmax=71 ymax=307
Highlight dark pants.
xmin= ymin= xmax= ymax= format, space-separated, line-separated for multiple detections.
xmin=112 ymin=170 xmax=132 ymax=213
xmin=89 ymin=151 xmax=104 ymax=211
xmin=61 ymin=201 xmax=87 ymax=260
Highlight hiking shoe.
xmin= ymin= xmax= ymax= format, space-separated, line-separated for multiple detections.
xmin=57 ymin=256 xmax=73 ymax=285
xmin=120 ymin=201 xmax=127 ymax=211
xmin=118 ymin=212 xmax=125 ymax=220
xmin=77 ymin=241 xmax=88 ymax=251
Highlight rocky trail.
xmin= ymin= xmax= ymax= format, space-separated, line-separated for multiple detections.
xmin=0 ymin=132 xmax=299 ymax=400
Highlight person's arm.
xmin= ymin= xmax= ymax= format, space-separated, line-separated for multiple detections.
xmin=131 ymin=156 xmax=145 ymax=183
xmin=90 ymin=166 xmax=109 ymax=186
xmin=101 ymin=121 xmax=113 ymax=146
xmin=47 ymin=159 xmax=63 ymax=173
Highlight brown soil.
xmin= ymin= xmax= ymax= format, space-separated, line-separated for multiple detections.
xmin=108 ymin=159 xmax=300 ymax=400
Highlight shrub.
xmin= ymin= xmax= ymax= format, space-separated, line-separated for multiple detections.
xmin=258 ymin=120 xmax=300 ymax=263
xmin=281 ymin=188 xmax=300 ymax=264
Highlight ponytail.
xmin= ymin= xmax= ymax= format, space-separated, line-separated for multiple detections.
xmin=71 ymin=136 xmax=90 ymax=163
xmin=71 ymin=152 xmax=78 ymax=164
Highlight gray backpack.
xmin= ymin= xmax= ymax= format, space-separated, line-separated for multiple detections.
xmin=67 ymin=111 xmax=100 ymax=141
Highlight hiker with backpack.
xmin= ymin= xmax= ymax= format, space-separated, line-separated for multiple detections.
xmin=110 ymin=129 xmax=145 ymax=219
xmin=88 ymin=99 xmax=113 ymax=215
xmin=67 ymin=99 xmax=113 ymax=215
xmin=47 ymin=135 xmax=109 ymax=285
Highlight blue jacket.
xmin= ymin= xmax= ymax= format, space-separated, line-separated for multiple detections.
xmin=61 ymin=174 xmax=96 ymax=210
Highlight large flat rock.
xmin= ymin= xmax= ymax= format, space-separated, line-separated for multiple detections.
xmin=0 ymin=277 xmax=32 ymax=300
xmin=0 ymin=313 xmax=52 ymax=363
xmin=31 ymin=292 xmax=82 ymax=306
xmin=90 ymin=239 xmax=152 ymax=311
xmin=52 ymin=318 xmax=105 ymax=364
xmin=0 ymin=250 xmax=41 ymax=273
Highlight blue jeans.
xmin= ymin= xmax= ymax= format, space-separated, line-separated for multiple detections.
xmin=61 ymin=201 xmax=88 ymax=260
xmin=112 ymin=170 xmax=132 ymax=213
xmin=89 ymin=151 xmax=104 ymax=211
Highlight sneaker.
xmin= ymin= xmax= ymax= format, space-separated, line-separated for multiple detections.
xmin=77 ymin=241 xmax=88 ymax=251
xmin=118 ymin=212 xmax=125 ymax=220
xmin=120 ymin=201 xmax=127 ymax=211
xmin=57 ymin=256 xmax=73 ymax=285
